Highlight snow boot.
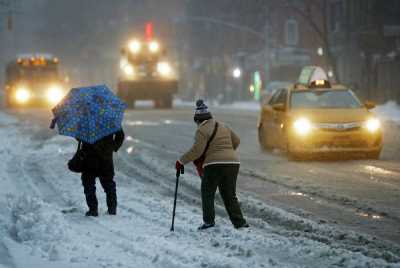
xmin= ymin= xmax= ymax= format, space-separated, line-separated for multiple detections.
xmin=108 ymin=207 xmax=117 ymax=215
xmin=234 ymin=223 xmax=250 ymax=229
xmin=85 ymin=210 xmax=98 ymax=217
xmin=198 ymin=222 xmax=215 ymax=230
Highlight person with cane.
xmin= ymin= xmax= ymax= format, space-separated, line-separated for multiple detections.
xmin=175 ymin=100 xmax=249 ymax=230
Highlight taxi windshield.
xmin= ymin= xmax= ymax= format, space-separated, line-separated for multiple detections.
xmin=291 ymin=89 xmax=362 ymax=109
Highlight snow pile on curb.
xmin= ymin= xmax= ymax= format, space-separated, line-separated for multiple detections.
xmin=376 ymin=101 xmax=400 ymax=123
xmin=8 ymin=196 xmax=66 ymax=260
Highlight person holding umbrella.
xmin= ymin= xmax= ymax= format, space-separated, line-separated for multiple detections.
xmin=175 ymin=100 xmax=249 ymax=230
xmin=51 ymin=85 xmax=126 ymax=217
xmin=77 ymin=129 xmax=125 ymax=216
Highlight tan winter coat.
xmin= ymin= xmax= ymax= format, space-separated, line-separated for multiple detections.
xmin=179 ymin=119 xmax=240 ymax=167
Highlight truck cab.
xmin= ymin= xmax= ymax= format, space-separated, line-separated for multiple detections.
xmin=4 ymin=54 xmax=67 ymax=108
xmin=117 ymin=38 xmax=178 ymax=109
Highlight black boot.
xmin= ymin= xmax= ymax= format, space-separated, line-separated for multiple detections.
xmin=108 ymin=207 xmax=117 ymax=215
xmin=85 ymin=210 xmax=98 ymax=217
xmin=100 ymin=177 xmax=117 ymax=216
xmin=234 ymin=223 xmax=250 ymax=229
xmin=198 ymin=222 xmax=215 ymax=230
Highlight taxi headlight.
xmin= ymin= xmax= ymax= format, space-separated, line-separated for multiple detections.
xmin=15 ymin=87 xmax=31 ymax=103
xmin=157 ymin=62 xmax=172 ymax=77
xmin=47 ymin=85 xmax=64 ymax=104
xmin=365 ymin=118 xmax=381 ymax=133
xmin=293 ymin=118 xmax=312 ymax=136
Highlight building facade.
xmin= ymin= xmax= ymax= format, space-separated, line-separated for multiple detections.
xmin=327 ymin=0 xmax=400 ymax=102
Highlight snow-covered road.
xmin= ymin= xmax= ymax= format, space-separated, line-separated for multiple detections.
xmin=0 ymin=108 xmax=400 ymax=267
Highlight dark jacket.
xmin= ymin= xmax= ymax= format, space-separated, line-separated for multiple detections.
xmin=80 ymin=129 xmax=125 ymax=176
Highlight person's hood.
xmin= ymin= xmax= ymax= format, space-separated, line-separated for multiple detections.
xmin=288 ymin=108 xmax=372 ymax=123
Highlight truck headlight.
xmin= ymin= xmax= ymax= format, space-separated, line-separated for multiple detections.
xmin=123 ymin=64 xmax=134 ymax=76
xmin=120 ymin=57 xmax=128 ymax=69
xmin=365 ymin=118 xmax=381 ymax=133
xmin=47 ymin=85 xmax=64 ymax=104
xmin=157 ymin=62 xmax=172 ymax=77
xmin=128 ymin=40 xmax=141 ymax=54
xmin=15 ymin=87 xmax=31 ymax=103
xmin=149 ymin=41 xmax=159 ymax=53
xmin=293 ymin=118 xmax=312 ymax=136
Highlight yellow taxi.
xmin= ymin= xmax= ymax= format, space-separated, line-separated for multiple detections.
xmin=258 ymin=66 xmax=383 ymax=159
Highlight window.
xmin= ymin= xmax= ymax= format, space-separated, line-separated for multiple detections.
xmin=276 ymin=90 xmax=288 ymax=106
xmin=285 ymin=19 xmax=299 ymax=46
xmin=269 ymin=89 xmax=287 ymax=106
xmin=269 ymin=89 xmax=282 ymax=105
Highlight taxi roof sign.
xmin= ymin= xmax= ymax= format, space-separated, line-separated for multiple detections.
xmin=298 ymin=66 xmax=329 ymax=86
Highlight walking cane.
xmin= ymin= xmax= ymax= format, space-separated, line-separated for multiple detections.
xmin=171 ymin=165 xmax=184 ymax=232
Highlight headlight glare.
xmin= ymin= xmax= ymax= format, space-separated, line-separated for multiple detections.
xmin=293 ymin=118 xmax=312 ymax=136
xmin=128 ymin=40 xmax=141 ymax=54
xmin=120 ymin=57 xmax=128 ymax=69
xmin=123 ymin=64 xmax=134 ymax=76
xmin=47 ymin=85 xmax=64 ymax=104
xmin=157 ymin=62 xmax=172 ymax=77
xmin=365 ymin=118 xmax=381 ymax=133
xmin=15 ymin=88 xmax=31 ymax=103
xmin=149 ymin=41 xmax=159 ymax=53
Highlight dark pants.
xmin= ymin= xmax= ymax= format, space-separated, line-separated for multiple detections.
xmin=201 ymin=164 xmax=246 ymax=227
xmin=81 ymin=172 xmax=117 ymax=212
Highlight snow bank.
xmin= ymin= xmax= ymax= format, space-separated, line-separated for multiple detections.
xmin=376 ymin=101 xmax=400 ymax=123
xmin=8 ymin=196 xmax=66 ymax=261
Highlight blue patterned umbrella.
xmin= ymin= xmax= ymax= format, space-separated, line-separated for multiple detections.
xmin=51 ymin=84 xmax=126 ymax=144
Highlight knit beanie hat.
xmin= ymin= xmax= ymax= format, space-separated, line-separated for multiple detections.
xmin=194 ymin=99 xmax=212 ymax=123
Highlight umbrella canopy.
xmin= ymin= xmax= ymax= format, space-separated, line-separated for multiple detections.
xmin=51 ymin=84 xmax=126 ymax=144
